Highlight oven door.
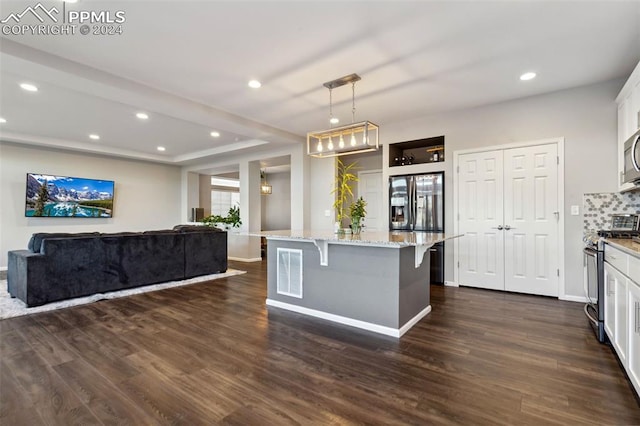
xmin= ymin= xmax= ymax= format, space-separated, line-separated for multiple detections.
xmin=584 ymin=246 xmax=598 ymax=304
xmin=583 ymin=245 xmax=606 ymax=343
xmin=624 ymin=129 xmax=640 ymax=185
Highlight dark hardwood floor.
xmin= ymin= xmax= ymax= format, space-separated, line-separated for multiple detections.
xmin=1 ymin=260 xmax=639 ymax=425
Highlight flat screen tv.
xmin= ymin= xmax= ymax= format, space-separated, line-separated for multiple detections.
xmin=25 ymin=173 xmax=114 ymax=218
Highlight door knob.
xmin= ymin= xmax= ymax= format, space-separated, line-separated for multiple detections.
xmin=491 ymin=225 xmax=504 ymax=230
xmin=504 ymin=225 xmax=515 ymax=230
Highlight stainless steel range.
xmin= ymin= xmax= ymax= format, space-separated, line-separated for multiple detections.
xmin=584 ymin=214 xmax=640 ymax=343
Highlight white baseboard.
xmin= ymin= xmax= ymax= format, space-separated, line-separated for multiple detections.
xmin=444 ymin=281 xmax=458 ymax=287
xmin=559 ymin=294 xmax=588 ymax=303
xmin=265 ymin=298 xmax=431 ymax=338
xmin=228 ymin=257 xmax=262 ymax=262
xmin=398 ymin=305 xmax=432 ymax=337
xmin=0 ymin=266 xmax=6 ymax=272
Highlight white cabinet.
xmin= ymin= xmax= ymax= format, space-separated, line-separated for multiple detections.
xmin=628 ymin=282 xmax=640 ymax=393
xmin=616 ymin=273 xmax=628 ymax=362
xmin=604 ymin=261 xmax=628 ymax=360
xmin=604 ymin=242 xmax=640 ymax=396
xmin=616 ymin=61 xmax=640 ymax=191
xmin=605 ymin=263 xmax=616 ymax=340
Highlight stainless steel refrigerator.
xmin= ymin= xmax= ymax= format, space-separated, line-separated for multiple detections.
xmin=389 ymin=172 xmax=444 ymax=283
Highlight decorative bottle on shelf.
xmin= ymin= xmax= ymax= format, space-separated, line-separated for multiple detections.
xmin=433 ymin=152 xmax=439 ymax=162
xmin=400 ymin=156 xmax=407 ymax=166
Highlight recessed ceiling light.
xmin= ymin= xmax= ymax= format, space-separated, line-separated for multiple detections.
xmin=0 ymin=118 xmax=6 ymax=123
xmin=520 ymin=72 xmax=537 ymax=81
xmin=330 ymin=117 xmax=339 ymax=124
xmin=65 ymin=0 xmax=78 ymax=3
xmin=136 ymin=112 xmax=149 ymax=120
xmin=89 ymin=134 xmax=100 ymax=140
xmin=210 ymin=131 xmax=220 ymax=138
xmin=20 ymin=83 xmax=38 ymax=92
xmin=157 ymin=146 xmax=166 ymax=152
xmin=248 ymin=80 xmax=262 ymax=89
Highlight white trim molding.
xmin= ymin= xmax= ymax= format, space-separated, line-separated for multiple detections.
xmin=266 ymin=298 xmax=432 ymax=338
xmin=228 ymin=256 xmax=262 ymax=262
xmin=559 ymin=295 xmax=588 ymax=303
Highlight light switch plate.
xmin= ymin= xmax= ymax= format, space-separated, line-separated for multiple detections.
xmin=324 ymin=210 xmax=331 ymax=217
xmin=571 ymin=205 xmax=579 ymax=216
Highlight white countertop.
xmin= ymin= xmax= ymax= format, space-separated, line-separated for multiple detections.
xmin=252 ymin=230 xmax=459 ymax=247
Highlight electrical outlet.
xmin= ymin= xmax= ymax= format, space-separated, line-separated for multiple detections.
xmin=324 ymin=210 xmax=331 ymax=217
xmin=571 ymin=205 xmax=579 ymax=216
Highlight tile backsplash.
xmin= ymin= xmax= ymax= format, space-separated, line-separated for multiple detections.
xmin=583 ymin=191 xmax=640 ymax=233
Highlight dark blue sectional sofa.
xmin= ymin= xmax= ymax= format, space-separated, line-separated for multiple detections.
xmin=7 ymin=225 xmax=227 ymax=307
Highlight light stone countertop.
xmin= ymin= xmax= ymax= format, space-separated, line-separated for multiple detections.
xmin=605 ymin=238 xmax=640 ymax=258
xmin=251 ymin=230 xmax=460 ymax=247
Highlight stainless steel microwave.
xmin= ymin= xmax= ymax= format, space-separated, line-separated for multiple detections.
xmin=623 ymin=128 xmax=640 ymax=185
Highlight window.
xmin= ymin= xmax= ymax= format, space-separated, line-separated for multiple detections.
xmin=211 ymin=176 xmax=240 ymax=216
xmin=211 ymin=190 xmax=240 ymax=216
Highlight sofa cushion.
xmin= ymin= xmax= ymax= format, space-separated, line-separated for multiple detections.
xmin=99 ymin=232 xmax=142 ymax=237
xmin=28 ymin=232 xmax=100 ymax=253
xmin=143 ymin=229 xmax=177 ymax=235
xmin=173 ymin=224 xmax=222 ymax=232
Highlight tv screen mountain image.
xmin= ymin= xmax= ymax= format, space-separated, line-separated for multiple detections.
xmin=25 ymin=173 xmax=114 ymax=218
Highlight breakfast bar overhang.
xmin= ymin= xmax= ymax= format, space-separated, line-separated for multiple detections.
xmin=257 ymin=231 xmax=459 ymax=338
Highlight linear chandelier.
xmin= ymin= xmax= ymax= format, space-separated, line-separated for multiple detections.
xmin=307 ymin=73 xmax=379 ymax=158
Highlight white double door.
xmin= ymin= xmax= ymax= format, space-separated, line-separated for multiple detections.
xmin=457 ymin=143 xmax=559 ymax=297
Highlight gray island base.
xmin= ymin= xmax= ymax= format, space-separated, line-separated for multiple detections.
xmin=258 ymin=231 xmax=458 ymax=338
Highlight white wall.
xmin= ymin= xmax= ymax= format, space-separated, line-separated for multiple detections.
xmin=290 ymin=145 xmax=310 ymax=230
xmin=344 ymin=150 xmax=383 ymax=173
xmin=199 ymin=173 xmax=212 ymax=217
xmin=0 ymin=142 xmax=182 ymax=268
xmin=309 ymin=156 xmax=336 ymax=230
xmin=186 ymin=172 xmax=200 ymax=220
xmin=261 ymin=171 xmax=291 ymax=231
xmin=308 ymin=79 xmax=622 ymax=299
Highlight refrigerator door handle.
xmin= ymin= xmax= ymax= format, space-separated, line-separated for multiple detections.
xmin=411 ymin=177 xmax=417 ymax=230
xmin=407 ymin=177 xmax=412 ymax=230
xmin=431 ymin=178 xmax=437 ymax=231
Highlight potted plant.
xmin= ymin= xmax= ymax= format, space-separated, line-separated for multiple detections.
xmin=331 ymin=158 xmax=359 ymax=233
xmin=349 ymin=196 xmax=367 ymax=235
xmin=202 ymin=205 xmax=242 ymax=230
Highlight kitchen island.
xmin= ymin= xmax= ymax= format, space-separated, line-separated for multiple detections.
xmin=256 ymin=230 xmax=459 ymax=337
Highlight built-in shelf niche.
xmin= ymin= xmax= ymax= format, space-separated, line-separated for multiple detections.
xmin=388 ymin=135 xmax=444 ymax=167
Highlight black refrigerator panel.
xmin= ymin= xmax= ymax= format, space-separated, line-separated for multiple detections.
xmin=430 ymin=242 xmax=444 ymax=285
xmin=389 ymin=175 xmax=412 ymax=230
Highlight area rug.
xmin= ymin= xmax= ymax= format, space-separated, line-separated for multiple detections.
xmin=0 ymin=269 xmax=246 ymax=320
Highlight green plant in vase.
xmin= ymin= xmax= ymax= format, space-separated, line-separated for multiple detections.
xmin=331 ymin=158 xmax=359 ymax=233
xmin=349 ymin=196 xmax=367 ymax=235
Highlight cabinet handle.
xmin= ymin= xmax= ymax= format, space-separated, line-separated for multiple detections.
xmin=636 ymin=302 xmax=640 ymax=334
xmin=608 ymin=280 xmax=615 ymax=296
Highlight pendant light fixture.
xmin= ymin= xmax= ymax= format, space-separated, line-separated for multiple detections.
xmin=307 ymin=73 xmax=379 ymax=158
xmin=260 ymin=169 xmax=272 ymax=195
